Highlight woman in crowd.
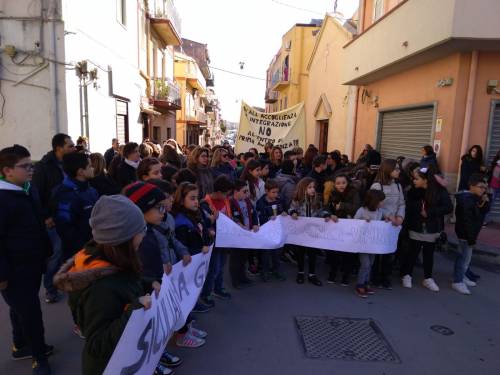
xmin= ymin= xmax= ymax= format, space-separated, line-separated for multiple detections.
xmin=401 ymin=168 xmax=453 ymax=291
xmin=188 ymin=146 xmax=214 ymax=199
xmin=113 ymin=142 xmax=140 ymax=188
xmin=420 ymin=145 xmax=439 ymax=171
xmin=88 ymin=153 xmax=120 ymax=196
xmin=458 ymin=145 xmax=485 ymax=191
xmin=240 ymin=159 xmax=265 ymax=204
xmin=211 ymin=147 xmax=237 ymax=182
xmin=268 ymin=146 xmax=283 ymax=179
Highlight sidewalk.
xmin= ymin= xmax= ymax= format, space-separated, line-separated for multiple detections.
xmin=445 ymin=222 xmax=500 ymax=266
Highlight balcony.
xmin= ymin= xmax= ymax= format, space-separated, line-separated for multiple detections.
xmin=271 ymin=68 xmax=290 ymax=91
xmin=185 ymin=60 xmax=206 ymax=93
xmin=265 ymin=89 xmax=278 ymax=103
xmin=148 ymin=0 xmax=182 ymax=46
xmin=187 ymin=109 xmax=207 ymax=125
xmin=149 ymin=78 xmax=181 ymax=111
xmin=342 ymin=0 xmax=500 ymax=85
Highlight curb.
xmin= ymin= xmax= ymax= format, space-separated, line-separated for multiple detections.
xmin=446 ymin=240 xmax=500 ymax=267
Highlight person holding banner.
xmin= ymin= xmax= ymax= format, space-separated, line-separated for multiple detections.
xmin=289 ymin=177 xmax=332 ymax=286
xmin=54 ymin=195 xmax=151 ymax=375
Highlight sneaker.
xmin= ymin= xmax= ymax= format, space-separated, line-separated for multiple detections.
xmin=422 ymin=278 xmax=440 ymax=292
xmin=355 ymin=286 xmax=367 ymax=298
xmin=154 ymin=363 xmax=174 ymax=375
xmin=296 ymin=272 xmax=305 ymax=284
xmin=44 ymin=291 xmax=60 ymax=304
xmin=308 ymin=275 xmax=323 ymax=286
xmin=365 ymin=286 xmax=375 ymax=295
xmin=451 ymin=282 xmax=471 ymax=295
xmin=159 ymin=351 xmax=182 ymax=367
xmin=73 ymin=325 xmax=85 ymax=339
xmin=402 ymin=275 xmax=412 ymax=288
xmin=199 ymin=296 xmax=215 ymax=308
xmin=32 ymin=359 xmax=51 ymax=375
xmin=191 ymin=302 xmax=211 ymax=313
xmin=213 ymin=288 xmax=232 ymax=300
xmin=175 ymin=332 xmax=205 ymax=348
xmin=327 ymin=273 xmax=336 ymax=284
xmin=340 ymin=275 xmax=349 ymax=287
xmin=463 ymin=276 xmax=477 ymax=287
xmin=272 ymin=271 xmax=286 ymax=281
xmin=12 ymin=345 xmax=54 ymax=361
xmin=188 ymin=321 xmax=208 ymax=339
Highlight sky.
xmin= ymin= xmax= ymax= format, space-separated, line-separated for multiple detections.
xmin=175 ymin=0 xmax=359 ymax=123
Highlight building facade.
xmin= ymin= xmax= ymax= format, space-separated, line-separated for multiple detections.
xmin=265 ymin=21 xmax=322 ymax=113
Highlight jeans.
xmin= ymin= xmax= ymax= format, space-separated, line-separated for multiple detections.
xmin=201 ymin=248 xmax=227 ymax=298
xmin=402 ymin=239 xmax=436 ymax=279
xmin=43 ymin=227 xmax=62 ymax=295
xmin=262 ymin=249 xmax=281 ymax=273
xmin=1 ymin=271 xmax=47 ymax=360
xmin=454 ymin=240 xmax=473 ymax=283
xmin=357 ymin=254 xmax=375 ymax=286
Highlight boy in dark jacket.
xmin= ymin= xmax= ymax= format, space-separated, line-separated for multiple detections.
xmin=307 ymin=155 xmax=327 ymax=194
xmin=0 ymin=145 xmax=53 ymax=375
xmin=256 ymin=179 xmax=286 ymax=281
xmin=228 ymin=180 xmax=259 ymax=288
xmin=452 ymin=174 xmax=490 ymax=295
xmin=53 ymin=152 xmax=99 ymax=262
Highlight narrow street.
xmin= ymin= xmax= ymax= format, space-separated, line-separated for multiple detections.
xmin=1 ymin=251 xmax=499 ymax=375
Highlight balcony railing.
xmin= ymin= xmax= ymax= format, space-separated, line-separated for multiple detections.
xmin=271 ymin=68 xmax=290 ymax=91
xmin=149 ymin=0 xmax=182 ymax=46
xmin=265 ymin=89 xmax=278 ymax=103
xmin=186 ymin=108 xmax=207 ymax=124
xmin=150 ymin=78 xmax=181 ymax=111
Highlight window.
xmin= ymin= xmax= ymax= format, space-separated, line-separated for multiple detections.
xmin=167 ymin=127 xmax=172 ymax=139
xmin=373 ymin=0 xmax=384 ymax=22
xmin=153 ymin=126 xmax=160 ymax=142
xmin=117 ymin=0 xmax=127 ymax=26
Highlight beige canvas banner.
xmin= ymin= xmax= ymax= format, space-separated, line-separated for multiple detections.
xmin=235 ymin=101 xmax=306 ymax=153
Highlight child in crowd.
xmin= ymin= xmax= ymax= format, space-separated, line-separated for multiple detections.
xmin=289 ymin=177 xmax=331 ymax=286
xmin=0 ymin=145 xmax=53 ymax=375
xmin=326 ymin=173 xmax=361 ymax=286
xmin=53 ymin=152 xmax=99 ymax=262
xmin=452 ymin=174 xmax=490 ymax=295
xmin=370 ymin=159 xmax=405 ymax=289
xmin=401 ymin=168 xmax=453 ymax=292
xmin=354 ymin=189 xmax=387 ymax=298
xmin=228 ymin=180 xmax=260 ymax=289
xmin=137 ymin=157 xmax=163 ymax=182
xmin=256 ymin=179 xmax=287 ymax=282
xmin=199 ymin=176 xmax=234 ymax=305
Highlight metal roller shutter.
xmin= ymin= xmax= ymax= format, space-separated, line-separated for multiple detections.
xmin=486 ymin=101 xmax=500 ymax=219
xmin=378 ymin=106 xmax=434 ymax=160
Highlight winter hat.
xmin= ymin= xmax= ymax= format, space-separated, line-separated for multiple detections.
xmin=123 ymin=181 xmax=166 ymax=213
xmin=89 ymin=195 xmax=145 ymax=246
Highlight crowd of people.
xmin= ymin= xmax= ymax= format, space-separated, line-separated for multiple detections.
xmin=0 ymin=133 xmax=499 ymax=375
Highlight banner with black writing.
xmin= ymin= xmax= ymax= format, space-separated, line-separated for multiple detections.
xmin=216 ymin=214 xmax=401 ymax=254
xmin=104 ymin=249 xmax=212 ymax=375
xmin=235 ymin=101 xmax=306 ymax=153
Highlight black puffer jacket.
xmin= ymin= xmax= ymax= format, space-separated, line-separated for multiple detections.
xmin=455 ymin=191 xmax=490 ymax=245
xmin=405 ymin=187 xmax=453 ymax=234
xmin=32 ymin=151 xmax=64 ymax=219
xmin=327 ymin=187 xmax=360 ymax=219
xmin=115 ymin=161 xmax=137 ymax=189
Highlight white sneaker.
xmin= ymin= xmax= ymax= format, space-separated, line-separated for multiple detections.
xmin=463 ymin=276 xmax=477 ymax=287
xmin=422 ymin=278 xmax=440 ymax=292
xmin=452 ymin=282 xmax=471 ymax=295
xmin=402 ymin=275 xmax=412 ymax=288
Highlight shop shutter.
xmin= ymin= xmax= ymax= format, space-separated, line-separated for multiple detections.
xmin=378 ymin=106 xmax=434 ymax=160
xmin=486 ymin=102 xmax=500 ymax=219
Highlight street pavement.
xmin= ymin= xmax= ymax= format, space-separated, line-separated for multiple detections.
xmin=1 ymin=250 xmax=500 ymax=375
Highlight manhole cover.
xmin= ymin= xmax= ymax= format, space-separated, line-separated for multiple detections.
xmin=430 ymin=325 xmax=454 ymax=336
xmin=295 ymin=316 xmax=400 ymax=363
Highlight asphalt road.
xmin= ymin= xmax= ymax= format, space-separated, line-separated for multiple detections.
xmin=1 ymin=250 xmax=499 ymax=375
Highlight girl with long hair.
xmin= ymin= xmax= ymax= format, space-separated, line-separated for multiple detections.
xmin=187 ymin=146 xmax=214 ymax=199
xmin=458 ymin=145 xmax=485 ymax=191
xmin=210 ymin=147 xmax=237 ymax=182
xmin=136 ymin=157 xmax=162 ymax=182
xmin=240 ymin=159 xmax=265 ymax=204
xmin=269 ymin=146 xmax=283 ymax=179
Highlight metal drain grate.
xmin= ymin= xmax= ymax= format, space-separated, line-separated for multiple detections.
xmin=295 ymin=316 xmax=400 ymax=363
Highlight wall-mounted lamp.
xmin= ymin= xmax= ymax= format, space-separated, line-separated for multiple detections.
xmin=437 ymin=78 xmax=453 ymax=87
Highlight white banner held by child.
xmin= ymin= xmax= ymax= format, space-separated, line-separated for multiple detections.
xmin=216 ymin=214 xmax=400 ymax=254
xmin=104 ymin=249 xmax=212 ymax=375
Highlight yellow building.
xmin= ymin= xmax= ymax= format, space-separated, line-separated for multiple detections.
xmin=305 ymin=15 xmax=355 ymax=154
xmin=265 ymin=21 xmax=322 ymax=113
xmin=174 ymin=52 xmax=207 ymax=146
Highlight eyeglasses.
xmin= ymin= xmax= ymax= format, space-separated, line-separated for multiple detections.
xmin=15 ymin=163 xmax=35 ymax=171
xmin=155 ymin=204 xmax=166 ymax=214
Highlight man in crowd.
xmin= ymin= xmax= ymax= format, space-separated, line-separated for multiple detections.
xmin=104 ymin=138 xmax=120 ymax=167
xmin=32 ymin=134 xmax=75 ymax=303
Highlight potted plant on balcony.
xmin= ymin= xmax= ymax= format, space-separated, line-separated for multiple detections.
xmin=155 ymin=79 xmax=170 ymax=100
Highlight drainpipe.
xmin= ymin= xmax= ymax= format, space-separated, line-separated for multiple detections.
xmin=457 ymin=51 xmax=478 ymax=191
xmin=48 ymin=0 xmax=60 ymax=133
xmin=358 ymin=0 xmax=365 ymax=34
xmin=350 ymin=86 xmax=360 ymax=161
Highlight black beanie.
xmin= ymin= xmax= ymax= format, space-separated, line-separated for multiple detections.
xmin=123 ymin=182 xmax=166 ymax=213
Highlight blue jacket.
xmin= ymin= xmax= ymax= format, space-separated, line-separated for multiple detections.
xmin=0 ymin=180 xmax=51 ymax=283
xmin=211 ymin=163 xmax=237 ymax=182
xmin=256 ymin=195 xmax=285 ymax=225
xmin=53 ymin=177 xmax=99 ymax=260
xmin=154 ymin=213 xmax=190 ymax=264
xmin=138 ymin=225 xmax=164 ymax=285
xmin=175 ymin=212 xmax=212 ymax=255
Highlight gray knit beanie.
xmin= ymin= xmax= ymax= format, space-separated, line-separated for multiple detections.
xmin=89 ymin=195 xmax=146 ymax=246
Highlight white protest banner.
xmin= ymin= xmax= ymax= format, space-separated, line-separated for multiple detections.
xmin=235 ymin=101 xmax=306 ymax=154
xmin=104 ymin=249 xmax=212 ymax=375
xmin=216 ymin=214 xmax=400 ymax=254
